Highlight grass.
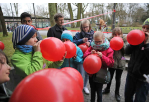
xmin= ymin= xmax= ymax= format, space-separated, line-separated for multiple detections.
xmin=0 ymin=32 xmax=46 ymax=66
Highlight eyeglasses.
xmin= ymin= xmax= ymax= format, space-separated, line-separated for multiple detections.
xmin=94 ymin=40 xmax=102 ymax=44
xmin=83 ymin=26 xmax=89 ymax=29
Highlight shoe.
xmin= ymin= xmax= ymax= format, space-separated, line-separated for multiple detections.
xmin=102 ymin=88 xmax=110 ymax=94
xmin=83 ymin=87 xmax=90 ymax=95
xmin=115 ymin=93 xmax=121 ymax=102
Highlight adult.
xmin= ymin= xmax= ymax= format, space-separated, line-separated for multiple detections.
xmin=20 ymin=12 xmax=43 ymax=41
xmin=47 ymin=13 xmax=67 ymax=40
xmin=98 ymin=18 xmax=107 ymax=32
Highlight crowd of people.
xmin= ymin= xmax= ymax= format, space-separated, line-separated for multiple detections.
xmin=0 ymin=12 xmax=149 ymax=102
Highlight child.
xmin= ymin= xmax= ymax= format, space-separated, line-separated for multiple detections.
xmin=83 ymin=31 xmax=114 ymax=102
xmin=11 ymin=25 xmax=65 ymax=79
xmin=0 ymin=50 xmax=12 ymax=102
xmin=73 ymin=19 xmax=94 ymax=94
xmin=20 ymin=12 xmax=43 ymax=41
xmin=124 ymin=18 xmax=149 ymax=102
xmin=60 ymin=31 xmax=83 ymax=69
xmin=102 ymin=27 xmax=127 ymax=102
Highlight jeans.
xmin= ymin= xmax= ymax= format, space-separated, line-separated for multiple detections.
xmin=106 ymin=68 xmax=123 ymax=94
xmin=89 ymin=76 xmax=103 ymax=102
xmin=125 ymin=73 xmax=149 ymax=102
xmin=77 ymin=64 xmax=89 ymax=87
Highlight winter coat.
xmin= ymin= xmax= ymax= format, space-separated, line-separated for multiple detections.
xmin=60 ymin=45 xmax=83 ymax=68
xmin=125 ymin=42 xmax=149 ymax=81
xmin=11 ymin=49 xmax=63 ymax=78
xmin=0 ymin=84 xmax=12 ymax=102
xmin=108 ymin=36 xmax=127 ymax=70
xmin=83 ymin=46 xmax=114 ymax=70
xmin=73 ymin=30 xmax=94 ymax=46
xmin=47 ymin=24 xmax=67 ymax=40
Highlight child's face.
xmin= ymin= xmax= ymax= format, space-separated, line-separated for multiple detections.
xmin=22 ymin=17 xmax=32 ymax=26
xmin=113 ymin=32 xmax=122 ymax=37
xmin=62 ymin=39 xmax=71 ymax=42
xmin=142 ymin=25 xmax=149 ymax=33
xmin=82 ymin=23 xmax=89 ymax=32
xmin=25 ymin=33 xmax=38 ymax=46
xmin=94 ymin=36 xmax=104 ymax=45
xmin=0 ymin=55 xmax=11 ymax=84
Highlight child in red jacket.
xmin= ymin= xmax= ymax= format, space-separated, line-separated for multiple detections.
xmin=83 ymin=31 xmax=114 ymax=102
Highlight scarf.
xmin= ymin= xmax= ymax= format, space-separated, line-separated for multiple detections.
xmin=91 ymin=38 xmax=110 ymax=51
xmin=81 ymin=29 xmax=94 ymax=41
xmin=16 ymin=45 xmax=33 ymax=53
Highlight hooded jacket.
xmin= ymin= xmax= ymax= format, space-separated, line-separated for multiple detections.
xmin=125 ymin=42 xmax=149 ymax=81
xmin=11 ymin=49 xmax=63 ymax=78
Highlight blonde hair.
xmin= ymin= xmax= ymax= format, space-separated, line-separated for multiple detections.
xmin=93 ymin=31 xmax=105 ymax=39
xmin=112 ymin=27 xmax=123 ymax=37
xmin=80 ymin=19 xmax=91 ymax=32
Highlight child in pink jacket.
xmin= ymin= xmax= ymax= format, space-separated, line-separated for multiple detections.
xmin=83 ymin=31 xmax=114 ymax=102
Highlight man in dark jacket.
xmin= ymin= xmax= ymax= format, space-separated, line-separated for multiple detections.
xmin=47 ymin=13 xmax=67 ymax=40
xmin=124 ymin=18 xmax=149 ymax=102
xmin=20 ymin=12 xmax=43 ymax=41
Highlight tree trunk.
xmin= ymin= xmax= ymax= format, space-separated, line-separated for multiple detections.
xmin=112 ymin=3 xmax=116 ymax=30
xmin=0 ymin=6 xmax=8 ymax=36
xmin=55 ymin=3 xmax=57 ymax=13
xmin=48 ymin=3 xmax=56 ymax=27
xmin=76 ymin=3 xmax=82 ymax=27
xmin=68 ymin=3 xmax=75 ymax=28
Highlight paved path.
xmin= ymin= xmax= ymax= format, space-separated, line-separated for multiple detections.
xmin=83 ymin=70 xmax=149 ymax=102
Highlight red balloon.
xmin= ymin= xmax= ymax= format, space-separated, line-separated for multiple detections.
xmin=127 ymin=30 xmax=145 ymax=45
xmin=110 ymin=37 xmax=124 ymax=50
xmin=83 ymin=54 xmax=102 ymax=74
xmin=40 ymin=37 xmax=66 ymax=61
xmin=64 ymin=41 xmax=77 ymax=58
xmin=9 ymin=68 xmax=84 ymax=102
xmin=61 ymin=67 xmax=84 ymax=90
xmin=78 ymin=43 xmax=88 ymax=54
xmin=0 ymin=41 xmax=4 ymax=50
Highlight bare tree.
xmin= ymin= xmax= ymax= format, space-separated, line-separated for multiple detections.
xmin=76 ymin=3 xmax=82 ymax=27
xmin=48 ymin=3 xmax=56 ymax=27
xmin=13 ymin=3 xmax=18 ymax=17
xmin=68 ymin=3 xmax=75 ymax=28
xmin=0 ymin=5 xmax=8 ymax=36
xmin=1 ymin=3 xmax=11 ymax=16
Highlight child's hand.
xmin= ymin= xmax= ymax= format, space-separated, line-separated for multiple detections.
xmin=144 ymin=32 xmax=149 ymax=44
xmin=91 ymin=50 xmax=96 ymax=54
xmin=33 ymin=40 xmax=42 ymax=52
xmin=96 ymin=51 xmax=102 ymax=58
xmin=59 ymin=51 xmax=67 ymax=62
xmin=85 ymin=42 xmax=90 ymax=47
xmin=83 ymin=38 xmax=88 ymax=42
xmin=73 ymin=54 xmax=77 ymax=59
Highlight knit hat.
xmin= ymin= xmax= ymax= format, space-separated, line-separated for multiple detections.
xmin=63 ymin=30 xmax=73 ymax=36
xmin=143 ymin=18 xmax=149 ymax=26
xmin=12 ymin=25 xmax=36 ymax=49
xmin=61 ymin=32 xmax=73 ymax=42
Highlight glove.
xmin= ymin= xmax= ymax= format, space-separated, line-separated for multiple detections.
xmin=143 ymin=74 xmax=149 ymax=83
